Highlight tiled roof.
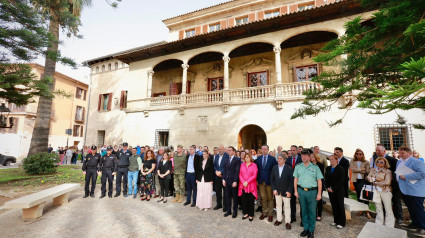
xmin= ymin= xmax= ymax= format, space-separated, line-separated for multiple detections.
xmin=162 ymin=0 xmax=237 ymax=22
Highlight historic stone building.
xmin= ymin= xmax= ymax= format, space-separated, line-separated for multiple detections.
xmin=1 ymin=64 xmax=88 ymax=159
xmin=84 ymin=0 xmax=424 ymax=156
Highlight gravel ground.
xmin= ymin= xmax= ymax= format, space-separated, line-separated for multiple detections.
xmin=0 ymin=186 xmax=371 ymax=238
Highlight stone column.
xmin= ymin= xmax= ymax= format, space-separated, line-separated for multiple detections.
xmin=273 ymin=46 xmax=282 ymax=84
xmin=223 ymin=55 xmax=230 ymax=90
xmin=147 ymin=70 xmax=154 ymax=98
xmin=181 ymin=63 xmax=189 ymax=94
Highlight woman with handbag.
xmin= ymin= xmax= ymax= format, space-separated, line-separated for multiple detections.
xmin=350 ymin=148 xmax=371 ymax=219
xmin=325 ymin=155 xmax=346 ymax=229
xmin=367 ymin=157 xmax=394 ymax=227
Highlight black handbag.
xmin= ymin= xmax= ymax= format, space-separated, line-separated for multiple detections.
xmin=361 ymin=184 xmax=375 ymax=200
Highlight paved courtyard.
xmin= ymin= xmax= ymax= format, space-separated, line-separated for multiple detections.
xmin=0 ymin=186 xmax=371 ymax=238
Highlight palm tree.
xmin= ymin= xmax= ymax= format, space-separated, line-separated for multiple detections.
xmin=28 ymin=0 xmax=92 ymax=155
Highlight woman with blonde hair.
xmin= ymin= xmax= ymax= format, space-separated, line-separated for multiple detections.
xmin=350 ymin=148 xmax=371 ymax=219
xmin=250 ymin=149 xmax=257 ymax=160
xmin=367 ymin=157 xmax=394 ymax=227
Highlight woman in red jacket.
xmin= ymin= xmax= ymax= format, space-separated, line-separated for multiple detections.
xmin=239 ymin=153 xmax=258 ymax=221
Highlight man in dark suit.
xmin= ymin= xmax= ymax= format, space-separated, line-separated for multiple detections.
xmin=286 ymin=145 xmax=302 ymax=222
xmin=223 ymin=146 xmax=241 ymax=218
xmin=184 ymin=145 xmax=201 ymax=207
xmin=334 ymin=147 xmax=349 ymax=198
xmin=213 ymin=145 xmax=229 ymax=211
xmin=374 ymin=145 xmax=403 ymax=224
xmin=255 ymin=145 xmax=277 ymax=222
xmin=271 ymin=154 xmax=294 ymax=229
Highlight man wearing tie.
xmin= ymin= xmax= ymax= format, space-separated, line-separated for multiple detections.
xmin=184 ymin=146 xmax=201 ymax=207
xmin=285 ymin=145 xmax=302 ymax=223
xmin=214 ymin=145 xmax=229 ymax=211
xmin=223 ymin=146 xmax=241 ymax=218
xmin=334 ymin=147 xmax=349 ymax=198
xmin=256 ymin=145 xmax=277 ymax=222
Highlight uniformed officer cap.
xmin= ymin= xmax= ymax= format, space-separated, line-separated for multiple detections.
xmin=123 ymin=142 xmax=128 ymax=146
xmin=107 ymin=146 xmax=113 ymax=150
xmin=91 ymin=145 xmax=97 ymax=150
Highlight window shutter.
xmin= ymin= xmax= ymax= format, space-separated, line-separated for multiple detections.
xmin=107 ymin=93 xmax=112 ymax=111
xmin=220 ymin=20 xmax=227 ymax=29
xmin=178 ymin=30 xmax=184 ymax=40
xmin=75 ymin=87 xmax=79 ymax=98
xmin=169 ymin=83 xmax=178 ymax=95
xmin=98 ymin=94 xmax=102 ymax=111
xmin=195 ymin=26 xmax=201 ymax=35
xmin=248 ymin=13 xmax=255 ymax=22
xmin=80 ymin=126 xmax=84 ymax=137
xmin=83 ymin=90 xmax=87 ymax=100
xmin=82 ymin=107 xmax=85 ymax=121
xmin=73 ymin=125 xmax=78 ymax=136
xmin=120 ymin=90 xmax=124 ymax=109
xmin=257 ymin=11 xmax=264 ymax=20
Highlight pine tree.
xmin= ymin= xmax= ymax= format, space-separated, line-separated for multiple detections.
xmin=291 ymin=0 xmax=425 ymax=128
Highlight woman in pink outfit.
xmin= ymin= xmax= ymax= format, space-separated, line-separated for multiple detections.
xmin=239 ymin=153 xmax=258 ymax=221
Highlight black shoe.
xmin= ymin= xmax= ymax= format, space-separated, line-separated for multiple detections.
xmin=133 ymin=194 xmax=137 ymax=199
xmin=291 ymin=218 xmax=296 ymax=223
xmin=108 ymin=195 xmax=112 ymax=198
xmin=223 ymin=208 xmax=227 ymax=212
xmin=99 ymin=194 xmax=105 ymax=199
xmin=83 ymin=194 xmax=89 ymax=198
xmin=403 ymin=223 xmax=419 ymax=230
xmin=213 ymin=205 xmax=222 ymax=210
xmin=183 ymin=201 xmax=190 ymax=206
xmin=300 ymin=230 xmax=309 ymax=237
xmin=90 ymin=194 xmax=95 ymax=198
xmin=256 ymin=206 xmax=262 ymax=212
xmin=114 ymin=193 xmax=120 ymax=197
xmin=124 ymin=194 xmax=129 ymax=198
xmin=232 ymin=213 xmax=237 ymax=218
xmin=242 ymin=215 xmax=249 ymax=220
xmin=191 ymin=203 xmax=196 ymax=207
xmin=308 ymin=232 xmax=314 ymax=238
xmin=224 ymin=212 xmax=231 ymax=217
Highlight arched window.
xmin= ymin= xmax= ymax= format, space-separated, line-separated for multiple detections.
xmin=96 ymin=66 xmax=99 ymax=73
xmin=108 ymin=63 xmax=112 ymax=71
xmin=115 ymin=62 xmax=118 ymax=69
xmin=101 ymin=65 xmax=105 ymax=72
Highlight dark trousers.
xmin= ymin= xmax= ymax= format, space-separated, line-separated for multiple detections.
xmin=316 ymin=191 xmax=323 ymax=217
xmin=186 ymin=173 xmax=197 ymax=203
xmin=343 ymin=178 xmax=349 ymax=198
xmin=214 ymin=177 xmax=226 ymax=209
xmin=402 ymin=194 xmax=425 ymax=229
xmin=225 ymin=182 xmax=238 ymax=214
xmin=241 ymin=190 xmax=255 ymax=217
xmin=84 ymin=168 xmax=98 ymax=195
xmin=101 ymin=169 xmax=113 ymax=196
xmin=290 ymin=194 xmax=297 ymax=221
xmin=329 ymin=190 xmax=346 ymax=226
xmin=116 ymin=167 xmax=128 ymax=194
xmin=159 ymin=178 xmax=170 ymax=197
xmin=353 ymin=179 xmax=369 ymax=205
xmin=169 ymin=174 xmax=175 ymax=196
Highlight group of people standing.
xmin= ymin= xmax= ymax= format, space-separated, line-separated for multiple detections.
xmin=81 ymin=143 xmax=425 ymax=238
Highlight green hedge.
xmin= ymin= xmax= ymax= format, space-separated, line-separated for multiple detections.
xmin=23 ymin=152 xmax=59 ymax=175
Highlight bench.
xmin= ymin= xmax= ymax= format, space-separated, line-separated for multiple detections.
xmin=358 ymin=222 xmax=407 ymax=238
xmin=322 ymin=191 xmax=369 ymax=220
xmin=4 ymin=183 xmax=80 ymax=220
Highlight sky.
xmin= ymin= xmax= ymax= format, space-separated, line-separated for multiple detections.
xmin=36 ymin=0 xmax=229 ymax=84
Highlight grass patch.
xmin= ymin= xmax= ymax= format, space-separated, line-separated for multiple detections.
xmin=0 ymin=165 xmax=100 ymax=186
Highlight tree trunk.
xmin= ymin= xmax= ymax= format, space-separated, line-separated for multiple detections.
xmin=28 ymin=11 xmax=59 ymax=156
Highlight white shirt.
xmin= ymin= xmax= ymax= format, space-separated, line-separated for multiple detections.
xmin=229 ymin=155 xmax=234 ymax=164
xmin=278 ymin=164 xmax=284 ymax=178
xmin=218 ymin=154 xmax=223 ymax=167
xmin=357 ymin=161 xmax=362 ymax=179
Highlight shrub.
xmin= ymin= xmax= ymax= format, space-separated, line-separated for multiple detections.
xmin=23 ymin=152 xmax=59 ymax=175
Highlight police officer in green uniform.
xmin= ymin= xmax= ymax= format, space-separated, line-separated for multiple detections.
xmin=115 ymin=142 xmax=131 ymax=197
xmin=100 ymin=146 xmax=117 ymax=198
xmin=172 ymin=145 xmax=187 ymax=203
xmin=82 ymin=145 xmax=101 ymax=198
xmin=294 ymin=149 xmax=323 ymax=238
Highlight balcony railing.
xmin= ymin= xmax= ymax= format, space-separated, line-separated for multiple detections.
xmin=127 ymin=81 xmax=321 ymax=112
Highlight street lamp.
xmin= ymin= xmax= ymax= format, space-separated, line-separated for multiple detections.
xmin=0 ymin=103 xmax=14 ymax=128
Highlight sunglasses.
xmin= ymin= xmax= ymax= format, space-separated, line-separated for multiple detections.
xmin=376 ymin=161 xmax=385 ymax=164
xmin=356 ymin=153 xmax=363 ymax=155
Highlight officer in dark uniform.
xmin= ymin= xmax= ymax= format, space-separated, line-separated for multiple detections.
xmin=100 ymin=146 xmax=117 ymax=198
xmin=82 ymin=145 xmax=101 ymax=198
xmin=115 ymin=142 xmax=131 ymax=197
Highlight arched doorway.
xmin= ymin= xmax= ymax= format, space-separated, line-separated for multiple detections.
xmin=238 ymin=124 xmax=267 ymax=151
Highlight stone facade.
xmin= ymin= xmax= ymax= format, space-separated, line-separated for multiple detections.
xmin=84 ymin=0 xmax=425 ymax=157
